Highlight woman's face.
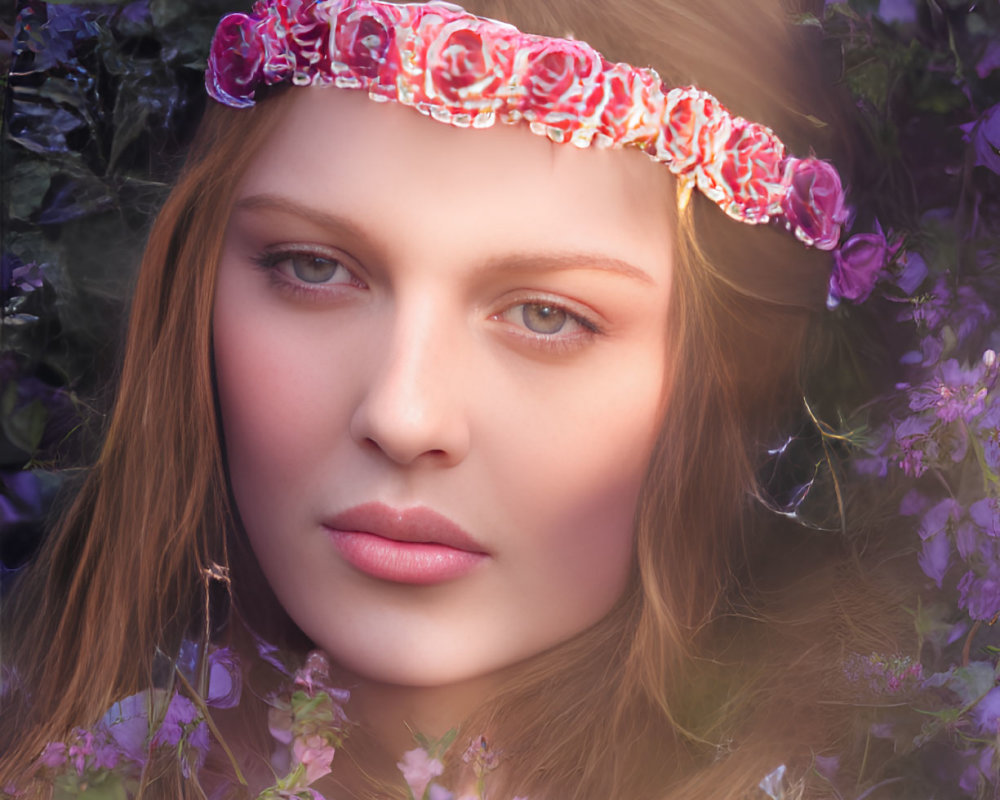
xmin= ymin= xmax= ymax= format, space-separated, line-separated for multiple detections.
xmin=213 ymin=88 xmax=674 ymax=688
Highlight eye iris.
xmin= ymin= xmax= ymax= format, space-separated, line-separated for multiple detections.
xmin=522 ymin=304 xmax=567 ymax=334
xmin=291 ymin=255 xmax=339 ymax=283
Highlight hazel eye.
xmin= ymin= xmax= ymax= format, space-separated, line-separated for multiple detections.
xmin=521 ymin=303 xmax=569 ymax=334
xmin=495 ymin=300 xmax=600 ymax=348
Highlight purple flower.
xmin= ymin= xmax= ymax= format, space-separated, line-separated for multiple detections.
xmin=953 ymin=286 xmax=994 ymax=342
xmin=900 ymin=334 xmax=943 ymax=368
xmin=958 ymin=567 xmax=1000 ymax=620
xmin=892 ymin=414 xmax=938 ymax=477
xmin=970 ymin=498 xmax=1000 ymax=538
xmin=780 ymin=158 xmax=847 ymax=251
xmin=908 ymin=359 xmax=992 ymax=423
xmin=973 ymin=687 xmax=1000 ymax=735
xmin=1 ymin=254 xmax=44 ymax=295
xmin=152 ymin=694 xmax=202 ymax=748
xmin=901 ymin=277 xmax=951 ymax=331
xmin=977 ymin=403 xmax=1000 ymax=472
xmin=892 ymin=249 xmax=928 ymax=295
xmin=828 ymin=223 xmax=888 ymax=305
xmin=99 ymin=693 xmax=151 ymax=767
xmin=955 ymin=520 xmax=980 ymax=560
xmin=918 ymin=498 xmax=961 ymax=540
xmin=207 ymin=647 xmax=243 ymax=709
xmin=919 ymin=533 xmax=951 ymax=587
xmin=150 ymin=693 xmax=210 ymax=778
xmin=977 ymin=40 xmax=1000 ymax=79
xmin=958 ymin=746 xmax=997 ymax=795
xmin=38 ymin=741 xmax=67 ymax=769
xmin=962 ymin=103 xmax=1000 ymax=176
xmin=205 ymin=13 xmax=265 ymax=108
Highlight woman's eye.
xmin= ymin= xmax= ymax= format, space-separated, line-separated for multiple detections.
xmin=497 ymin=301 xmax=600 ymax=344
xmin=521 ymin=303 xmax=570 ymax=334
xmin=276 ymin=253 xmax=352 ymax=284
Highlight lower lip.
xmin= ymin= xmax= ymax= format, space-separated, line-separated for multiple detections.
xmin=327 ymin=529 xmax=487 ymax=585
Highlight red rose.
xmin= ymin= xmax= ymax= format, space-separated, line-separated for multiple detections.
xmin=254 ymin=9 xmax=295 ymax=85
xmin=700 ymin=119 xmax=786 ymax=222
xmin=653 ymin=87 xmax=730 ymax=175
xmin=598 ymin=63 xmax=661 ymax=148
xmin=206 ymin=13 xmax=265 ymax=108
xmin=286 ymin=2 xmax=332 ymax=82
xmin=779 ymin=158 xmax=847 ymax=250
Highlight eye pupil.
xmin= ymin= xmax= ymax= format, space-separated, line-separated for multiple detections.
xmin=522 ymin=304 xmax=567 ymax=334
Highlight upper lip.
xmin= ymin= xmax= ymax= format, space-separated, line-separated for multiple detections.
xmin=323 ymin=502 xmax=488 ymax=554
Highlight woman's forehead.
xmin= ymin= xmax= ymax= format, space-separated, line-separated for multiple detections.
xmin=234 ymin=86 xmax=674 ymax=282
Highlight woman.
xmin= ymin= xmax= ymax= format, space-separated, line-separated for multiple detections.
xmin=0 ymin=1 xmax=912 ymax=798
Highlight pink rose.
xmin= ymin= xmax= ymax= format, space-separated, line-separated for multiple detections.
xmin=424 ymin=20 xmax=514 ymax=122
xmin=520 ymin=37 xmax=606 ymax=142
xmin=779 ymin=157 xmax=846 ymax=250
xmin=284 ymin=2 xmax=332 ymax=83
xmin=332 ymin=0 xmax=401 ymax=89
xmin=205 ymin=13 xmax=265 ymax=108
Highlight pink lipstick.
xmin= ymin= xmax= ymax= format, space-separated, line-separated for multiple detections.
xmin=324 ymin=503 xmax=488 ymax=585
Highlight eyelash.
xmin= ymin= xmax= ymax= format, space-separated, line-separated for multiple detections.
xmin=250 ymin=247 xmax=605 ymax=352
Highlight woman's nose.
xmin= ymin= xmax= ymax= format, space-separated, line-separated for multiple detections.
xmin=348 ymin=305 xmax=471 ymax=468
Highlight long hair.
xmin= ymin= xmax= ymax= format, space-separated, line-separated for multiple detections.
xmin=1 ymin=1 xmax=911 ymax=798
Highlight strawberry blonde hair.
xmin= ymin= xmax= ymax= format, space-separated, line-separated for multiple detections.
xmin=1 ymin=1 xmax=908 ymax=798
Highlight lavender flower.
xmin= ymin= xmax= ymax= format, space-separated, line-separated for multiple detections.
xmin=907 ymin=359 xmax=993 ymax=423
xmin=207 ymin=647 xmax=243 ymax=709
xmin=973 ymin=687 xmax=1000 ymax=735
xmin=961 ymin=103 xmax=1000 ymax=176
xmin=919 ymin=533 xmax=951 ymax=587
xmin=957 ymin=567 xmax=1000 ymax=620
xmin=892 ymin=414 xmax=939 ymax=477
xmin=969 ymin=498 xmax=1000 ymax=538
xmin=958 ymin=746 xmax=997 ymax=795
xmin=976 ymin=403 xmax=1000 ymax=472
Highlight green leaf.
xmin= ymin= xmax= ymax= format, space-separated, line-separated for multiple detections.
xmin=2 ymin=397 xmax=49 ymax=455
xmin=7 ymin=159 xmax=57 ymax=222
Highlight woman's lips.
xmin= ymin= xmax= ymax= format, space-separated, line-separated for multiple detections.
xmin=323 ymin=502 xmax=488 ymax=585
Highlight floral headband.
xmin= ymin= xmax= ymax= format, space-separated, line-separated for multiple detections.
xmin=205 ymin=0 xmax=848 ymax=251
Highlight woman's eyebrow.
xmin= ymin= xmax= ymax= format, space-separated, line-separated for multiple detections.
xmin=234 ymin=193 xmax=655 ymax=285
xmin=478 ymin=251 xmax=656 ymax=285
xmin=233 ymin=193 xmax=376 ymax=244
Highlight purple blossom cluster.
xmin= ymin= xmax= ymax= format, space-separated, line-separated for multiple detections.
xmin=13 ymin=646 xmax=241 ymax=796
